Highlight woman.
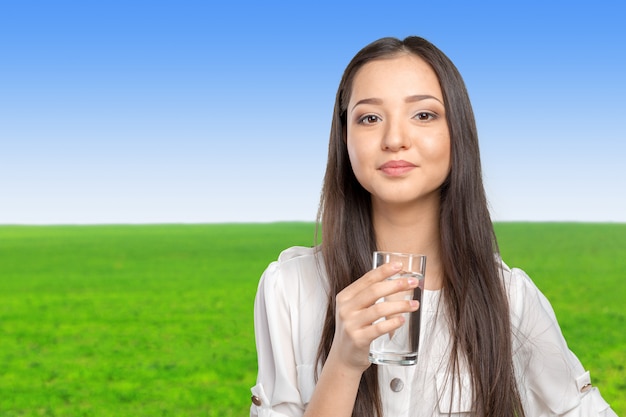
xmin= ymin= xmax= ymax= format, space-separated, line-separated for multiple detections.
xmin=250 ymin=36 xmax=617 ymax=417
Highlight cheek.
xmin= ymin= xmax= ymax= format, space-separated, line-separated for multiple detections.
xmin=346 ymin=137 xmax=372 ymax=188
xmin=421 ymin=134 xmax=451 ymax=170
xmin=346 ymin=136 xmax=361 ymax=173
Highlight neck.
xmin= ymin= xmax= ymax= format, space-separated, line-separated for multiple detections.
xmin=372 ymin=196 xmax=443 ymax=290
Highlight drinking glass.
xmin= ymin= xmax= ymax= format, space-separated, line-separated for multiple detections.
xmin=368 ymin=251 xmax=426 ymax=366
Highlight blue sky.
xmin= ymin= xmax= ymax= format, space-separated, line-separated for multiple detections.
xmin=1 ymin=0 xmax=624 ymax=224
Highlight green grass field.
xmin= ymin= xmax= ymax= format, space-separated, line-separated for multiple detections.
xmin=0 ymin=223 xmax=624 ymax=416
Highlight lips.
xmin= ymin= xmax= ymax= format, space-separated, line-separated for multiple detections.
xmin=379 ymin=160 xmax=417 ymax=176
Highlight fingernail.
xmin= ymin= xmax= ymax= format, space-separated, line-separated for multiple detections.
xmin=407 ymin=278 xmax=416 ymax=286
xmin=410 ymin=300 xmax=419 ymax=308
xmin=391 ymin=262 xmax=402 ymax=270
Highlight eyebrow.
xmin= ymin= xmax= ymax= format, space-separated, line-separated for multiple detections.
xmin=351 ymin=94 xmax=443 ymax=112
xmin=406 ymin=94 xmax=443 ymax=105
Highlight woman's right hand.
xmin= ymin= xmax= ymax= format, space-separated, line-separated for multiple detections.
xmin=327 ymin=261 xmax=421 ymax=373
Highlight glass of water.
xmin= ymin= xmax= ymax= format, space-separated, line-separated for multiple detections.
xmin=368 ymin=251 xmax=426 ymax=366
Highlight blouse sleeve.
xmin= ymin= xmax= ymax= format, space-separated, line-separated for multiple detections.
xmin=509 ymin=267 xmax=618 ymax=416
xmin=250 ymin=259 xmax=306 ymax=417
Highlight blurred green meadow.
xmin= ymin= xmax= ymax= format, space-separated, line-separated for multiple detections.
xmin=0 ymin=223 xmax=624 ymax=416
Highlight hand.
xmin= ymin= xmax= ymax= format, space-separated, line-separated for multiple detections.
xmin=328 ymin=261 xmax=421 ymax=373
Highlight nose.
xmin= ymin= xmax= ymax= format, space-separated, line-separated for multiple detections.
xmin=381 ymin=117 xmax=410 ymax=151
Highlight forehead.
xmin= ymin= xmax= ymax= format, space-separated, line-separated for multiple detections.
xmin=349 ymin=53 xmax=443 ymax=103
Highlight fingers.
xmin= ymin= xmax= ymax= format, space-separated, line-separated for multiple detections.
xmin=337 ymin=295 xmax=420 ymax=341
xmin=331 ymin=264 xmax=420 ymax=370
xmin=338 ymin=261 xmax=402 ymax=300
xmin=340 ymin=299 xmax=420 ymax=353
xmin=370 ymin=310 xmax=407 ymax=336
xmin=372 ymin=298 xmax=420 ymax=320
xmin=335 ymin=262 xmax=420 ymax=340
xmin=338 ymin=268 xmax=419 ymax=315
xmin=339 ymin=262 xmax=418 ymax=309
xmin=331 ymin=263 xmax=422 ymax=369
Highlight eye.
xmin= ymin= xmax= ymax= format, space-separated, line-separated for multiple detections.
xmin=358 ymin=114 xmax=382 ymax=125
xmin=414 ymin=112 xmax=437 ymax=122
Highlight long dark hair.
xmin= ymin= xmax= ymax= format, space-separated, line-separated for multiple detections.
xmin=315 ymin=36 xmax=525 ymax=417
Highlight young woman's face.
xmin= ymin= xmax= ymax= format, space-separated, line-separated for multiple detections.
xmin=346 ymin=53 xmax=451 ymax=210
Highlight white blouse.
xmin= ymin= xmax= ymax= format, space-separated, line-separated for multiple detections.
xmin=250 ymin=246 xmax=617 ymax=416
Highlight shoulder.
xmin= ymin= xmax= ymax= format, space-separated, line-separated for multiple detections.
xmin=496 ymin=257 xmax=559 ymax=329
xmin=277 ymin=245 xmax=321 ymax=266
xmin=263 ymin=246 xmax=324 ymax=280
xmin=498 ymin=257 xmax=540 ymax=297
xmin=498 ymin=258 xmax=540 ymax=305
xmin=258 ymin=246 xmax=327 ymax=301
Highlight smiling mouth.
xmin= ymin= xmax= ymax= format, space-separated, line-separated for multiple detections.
xmin=379 ymin=160 xmax=417 ymax=176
